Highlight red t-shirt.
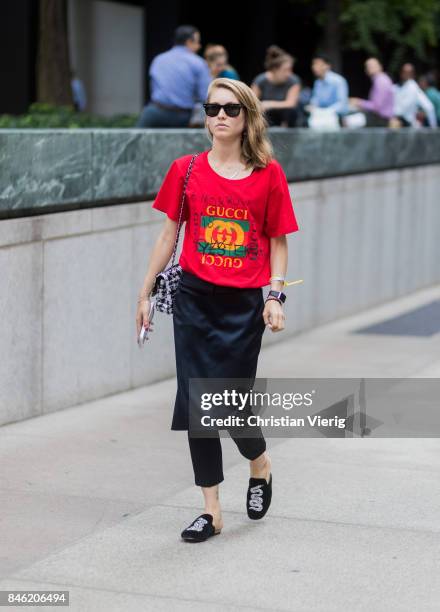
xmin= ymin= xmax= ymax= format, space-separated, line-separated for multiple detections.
xmin=151 ymin=149 xmax=299 ymax=288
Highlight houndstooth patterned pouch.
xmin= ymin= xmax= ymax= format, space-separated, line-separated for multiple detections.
xmin=152 ymin=153 xmax=200 ymax=314
xmin=151 ymin=263 xmax=183 ymax=314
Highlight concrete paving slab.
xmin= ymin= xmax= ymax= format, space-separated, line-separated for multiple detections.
xmin=258 ymin=285 xmax=440 ymax=378
xmin=0 ymin=384 xmax=192 ymax=504
xmin=166 ymin=437 xmax=440 ymax=534
xmin=0 ymin=489 xmax=141 ymax=577
xmin=0 ymin=578 xmax=236 ymax=612
xmin=6 ymin=504 xmax=440 ymax=612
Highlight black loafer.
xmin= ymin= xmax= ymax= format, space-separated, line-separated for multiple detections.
xmin=181 ymin=513 xmax=222 ymax=542
xmin=247 ymin=473 xmax=272 ymax=519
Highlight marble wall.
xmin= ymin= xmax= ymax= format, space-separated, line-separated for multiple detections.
xmin=1 ymin=128 xmax=440 ymax=217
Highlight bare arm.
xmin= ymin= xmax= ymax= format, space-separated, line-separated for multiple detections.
xmin=263 ymin=235 xmax=288 ymax=332
xmin=138 ymin=217 xmax=180 ymax=297
xmin=251 ymin=83 xmax=262 ymax=99
xmin=135 ymin=217 xmax=181 ymax=337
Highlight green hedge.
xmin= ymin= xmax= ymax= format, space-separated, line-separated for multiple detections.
xmin=0 ymin=103 xmax=139 ymax=128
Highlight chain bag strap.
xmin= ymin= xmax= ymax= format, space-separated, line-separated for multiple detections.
xmin=151 ymin=152 xmax=200 ymax=314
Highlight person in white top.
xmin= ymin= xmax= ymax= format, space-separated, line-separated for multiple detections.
xmin=390 ymin=63 xmax=437 ymax=128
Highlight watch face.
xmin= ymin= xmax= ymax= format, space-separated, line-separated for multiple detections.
xmin=268 ymin=290 xmax=286 ymax=302
xmin=269 ymin=290 xmax=284 ymax=302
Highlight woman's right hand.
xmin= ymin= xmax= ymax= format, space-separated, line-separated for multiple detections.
xmin=136 ymin=296 xmax=154 ymax=340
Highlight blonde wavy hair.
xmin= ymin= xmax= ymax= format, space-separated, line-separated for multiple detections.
xmin=204 ymin=78 xmax=274 ymax=170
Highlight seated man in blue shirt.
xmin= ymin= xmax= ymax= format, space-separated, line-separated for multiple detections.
xmin=137 ymin=25 xmax=212 ymax=128
xmin=307 ymin=53 xmax=349 ymax=120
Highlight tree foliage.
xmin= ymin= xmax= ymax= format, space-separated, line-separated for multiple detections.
xmin=338 ymin=0 xmax=440 ymax=71
xmin=293 ymin=0 xmax=440 ymax=73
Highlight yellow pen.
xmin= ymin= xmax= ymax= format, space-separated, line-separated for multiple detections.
xmin=283 ymin=279 xmax=304 ymax=287
xmin=270 ymin=275 xmax=304 ymax=288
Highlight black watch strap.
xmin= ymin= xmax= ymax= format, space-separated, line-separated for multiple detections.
xmin=266 ymin=290 xmax=287 ymax=303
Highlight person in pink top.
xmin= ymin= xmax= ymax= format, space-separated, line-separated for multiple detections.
xmin=349 ymin=57 xmax=394 ymax=127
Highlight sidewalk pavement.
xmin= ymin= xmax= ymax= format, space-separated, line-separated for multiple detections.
xmin=1 ymin=285 xmax=440 ymax=611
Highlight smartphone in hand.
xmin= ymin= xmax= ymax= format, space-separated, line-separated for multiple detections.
xmin=138 ymin=297 xmax=156 ymax=348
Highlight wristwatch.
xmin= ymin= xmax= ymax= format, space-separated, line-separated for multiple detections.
xmin=266 ymin=290 xmax=287 ymax=304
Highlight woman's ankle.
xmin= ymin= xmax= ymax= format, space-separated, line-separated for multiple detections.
xmin=250 ymin=451 xmax=264 ymax=467
xmin=250 ymin=451 xmax=271 ymax=480
xmin=205 ymin=503 xmax=222 ymax=516
xmin=204 ymin=505 xmax=223 ymax=530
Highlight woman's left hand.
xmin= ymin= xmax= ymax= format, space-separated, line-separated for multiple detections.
xmin=263 ymin=299 xmax=285 ymax=332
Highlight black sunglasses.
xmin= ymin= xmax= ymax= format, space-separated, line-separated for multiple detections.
xmin=203 ymin=103 xmax=243 ymax=117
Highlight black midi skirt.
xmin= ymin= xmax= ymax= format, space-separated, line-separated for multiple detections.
xmin=171 ymin=270 xmax=266 ymax=431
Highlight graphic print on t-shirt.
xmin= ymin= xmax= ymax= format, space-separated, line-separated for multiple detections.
xmin=199 ymin=215 xmax=249 ymax=257
xmin=191 ymin=194 xmax=263 ymax=270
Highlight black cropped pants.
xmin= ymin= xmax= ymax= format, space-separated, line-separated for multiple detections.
xmin=187 ymin=429 xmax=266 ymax=487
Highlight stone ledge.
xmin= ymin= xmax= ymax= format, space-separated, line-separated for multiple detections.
xmin=1 ymin=128 xmax=440 ymax=217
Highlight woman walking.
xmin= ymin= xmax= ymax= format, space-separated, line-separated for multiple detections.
xmin=135 ymin=78 xmax=299 ymax=542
